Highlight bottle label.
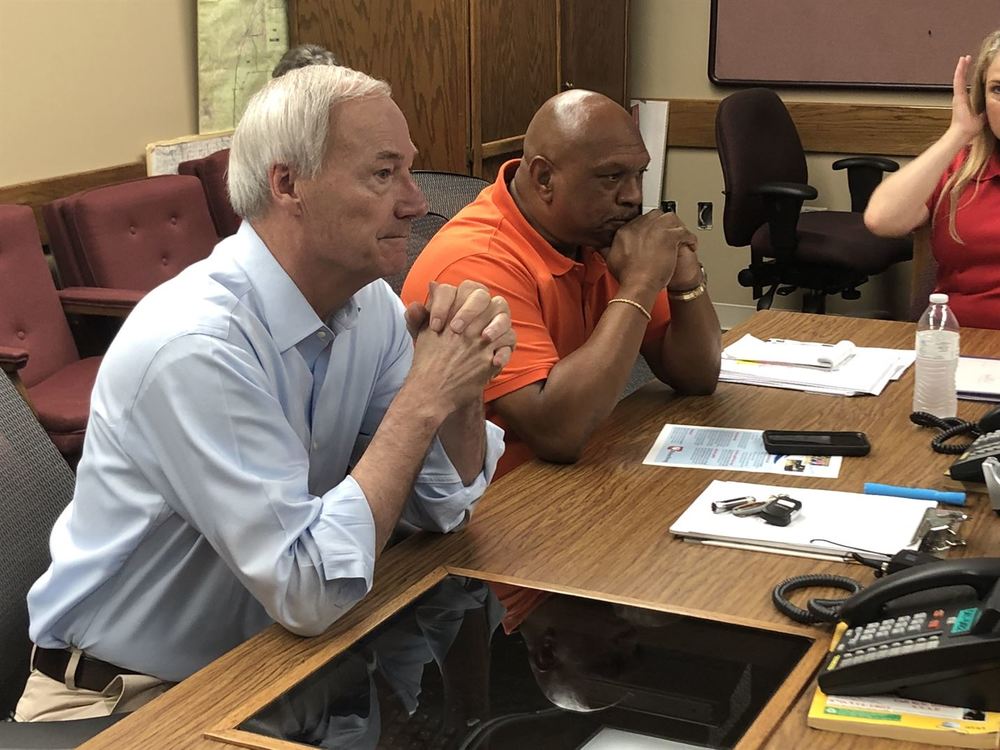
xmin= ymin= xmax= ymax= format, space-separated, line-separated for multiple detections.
xmin=916 ymin=330 xmax=959 ymax=360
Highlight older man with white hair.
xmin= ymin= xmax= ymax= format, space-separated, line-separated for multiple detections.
xmin=15 ymin=65 xmax=513 ymax=721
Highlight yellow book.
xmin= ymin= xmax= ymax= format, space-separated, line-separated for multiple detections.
xmin=808 ymin=623 xmax=1000 ymax=748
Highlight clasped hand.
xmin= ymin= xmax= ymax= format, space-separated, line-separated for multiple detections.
xmin=404 ymin=280 xmax=516 ymax=411
xmin=601 ymin=209 xmax=701 ymax=293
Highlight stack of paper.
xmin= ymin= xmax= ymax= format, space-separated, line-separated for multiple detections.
xmin=669 ymin=480 xmax=935 ymax=560
xmin=721 ymin=334 xmax=914 ymax=396
xmin=957 ymin=357 xmax=1000 ymax=402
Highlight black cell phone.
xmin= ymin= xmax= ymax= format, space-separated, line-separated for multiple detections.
xmin=762 ymin=430 xmax=871 ymax=456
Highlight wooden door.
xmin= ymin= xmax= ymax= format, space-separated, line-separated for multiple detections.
xmin=470 ymin=0 xmax=559 ymax=177
xmin=560 ymin=0 xmax=629 ymax=104
xmin=291 ymin=0 xmax=470 ymax=173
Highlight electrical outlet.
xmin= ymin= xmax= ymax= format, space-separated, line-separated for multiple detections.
xmin=697 ymin=201 xmax=713 ymax=230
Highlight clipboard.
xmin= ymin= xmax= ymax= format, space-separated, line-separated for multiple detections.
xmin=670 ymin=480 xmax=936 ymax=559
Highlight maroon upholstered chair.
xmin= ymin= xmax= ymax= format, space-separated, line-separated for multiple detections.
xmin=0 ymin=205 xmax=124 ymax=463
xmin=178 ymin=149 xmax=241 ymax=238
xmin=43 ymin=174 xmax=218 ymax=294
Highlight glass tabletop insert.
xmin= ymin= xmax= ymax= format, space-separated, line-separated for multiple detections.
xmin=239 ymin=576 xmax=811 ymax=749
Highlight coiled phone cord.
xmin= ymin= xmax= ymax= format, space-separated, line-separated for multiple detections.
xmin=771 ymin=574 xmax=864 ymax=625
xmin=909 ymin=411 xmax=980 ymax=454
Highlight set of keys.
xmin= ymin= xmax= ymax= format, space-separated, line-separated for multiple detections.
xmin=711 ymin=494 xmax=802 ymax=527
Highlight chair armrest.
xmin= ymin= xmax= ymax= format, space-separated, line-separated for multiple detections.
xmin=753 ymin=182 xmax=817 ymax=254
xmin=58 ymin=287 xmax=145 ymax=318
xmin=753 ymin=181 xmax=819 ymax=201
xmin=0 ymin=344 xmax=30 ymax=372
xmin=832 ymin=156 xmax=900 ymax=173
xmin=832 ymin=157 xmax=900 ymax=213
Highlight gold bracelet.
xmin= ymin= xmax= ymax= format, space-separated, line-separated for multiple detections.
xmin=607 ymin=297 xmax=652 ymax=321
xmin=668 ymin=264 xmax=708 ymax=302
xmin=668 ymin=282 xmax=707 ymax=302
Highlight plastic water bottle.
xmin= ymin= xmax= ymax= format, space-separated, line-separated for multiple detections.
xmin=913 ymin=293 xmax=960 ymax=418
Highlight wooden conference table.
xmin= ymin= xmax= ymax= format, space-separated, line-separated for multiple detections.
xmin=80 ymin=310 xmax=1000 ymax=750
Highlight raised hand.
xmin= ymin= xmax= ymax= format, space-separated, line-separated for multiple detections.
xmin=949 ymin=54 xmax=985 ymax=144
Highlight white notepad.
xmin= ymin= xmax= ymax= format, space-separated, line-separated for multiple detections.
xmin=669 ymin=480 xmax=935 ymax=558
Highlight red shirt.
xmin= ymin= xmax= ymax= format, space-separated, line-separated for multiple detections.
xmin=402 ymin=161 xmax=671 ymax=477
xmin=927 ymin=148 xmax=1000 ymax=329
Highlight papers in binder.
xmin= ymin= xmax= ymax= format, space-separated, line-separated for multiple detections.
xmin=720 ymin=336 xmax=914 ymax=396
xmin=669 ymin=480 xmax=935 ymax=559
xmin=723 ymin=334 xmax=857 ymax=369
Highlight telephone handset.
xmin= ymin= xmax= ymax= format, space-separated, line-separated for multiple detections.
xmin=911 ymin=405 xmax=1000 ymax=482
xmin=818 ymin=558 xmax=1000 ymax=710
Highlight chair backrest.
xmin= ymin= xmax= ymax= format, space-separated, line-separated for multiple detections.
xmin=412 ymin=171 xmax=490 ymax=220
xmin=384 ymin=171 xmax=491 ymax=295
xmin=386 ymin=213 xmax=449 ymax=295
xmin=41 ymin=198 xmax=88 ymax=288
xmin=715 ymin=88 xmax=809 ymax=247
xmin=0 ymin=205 xmax=79 ymax=388
xmin=178 ymin=149 xmax=242 ymax=239
xmin=53 ymin=175 xmax=218 ymax=292
xmin=0 ymin=372 xmax=76 ymax=716
xmin=909 ymin=224 xmax=938 ymax=321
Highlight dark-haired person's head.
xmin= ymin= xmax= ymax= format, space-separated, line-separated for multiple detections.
xmin=272 ymin=43 xmax=338 ymax=78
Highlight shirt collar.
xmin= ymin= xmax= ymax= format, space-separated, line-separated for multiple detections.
xmin=490 ymin=160 xmax=580 ymax=277
xmin=232 ymin=222 xmax=358 ymax=352
xmin=978 ymin=148 xmax=1000 ymax=181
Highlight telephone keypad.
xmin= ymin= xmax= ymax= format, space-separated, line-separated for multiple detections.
xmin=831 ymin=609 xmax=961 ymax=671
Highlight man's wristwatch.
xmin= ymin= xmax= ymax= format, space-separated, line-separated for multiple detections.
xmin=668 ymin=264 xmax=707 ymax=302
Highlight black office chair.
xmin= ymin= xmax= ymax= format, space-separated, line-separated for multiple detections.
xmin=0 ymin=374 xmax=125 ymax=747
xmin=385 ymin=171 xmax=490 ymax=295
xmin=715 ymin=88 xmax=912 ymax=313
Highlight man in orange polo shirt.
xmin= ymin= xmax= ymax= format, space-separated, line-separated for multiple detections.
xmin=403 ymin=89 xmax=721 ymax=477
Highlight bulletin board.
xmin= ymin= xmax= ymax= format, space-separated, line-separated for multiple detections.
xmin=709 ymin=0 xmax=995 ymax=90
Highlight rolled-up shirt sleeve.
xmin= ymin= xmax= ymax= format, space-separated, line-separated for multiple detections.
xmin=124 ymin=335 xmax=379 ymax=637
xmin=401 ymin=422 xmax=504 ymax=532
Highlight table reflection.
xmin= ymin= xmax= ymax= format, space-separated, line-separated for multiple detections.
xmin=240 ymin=576 xmax=809 ymax=749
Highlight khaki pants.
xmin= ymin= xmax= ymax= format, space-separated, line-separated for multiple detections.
xmin=14 ymin=666 xmax=171 ymax=722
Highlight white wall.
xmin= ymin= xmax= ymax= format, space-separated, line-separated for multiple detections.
xmin=0 ymin=0 xmax=198 ymax=185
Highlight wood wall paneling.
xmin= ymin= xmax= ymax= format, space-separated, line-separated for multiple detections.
xmin=295 ymin=0 xmax=470 ymax=173
xmin=475 ymin=0 xmax=559 ymax=145
xmin=666 ymin=99 xmax=951 ymax=156
xmin=560 ymin=0 xmax=629 ymax=104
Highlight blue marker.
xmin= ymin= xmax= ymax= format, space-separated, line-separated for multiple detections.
xmin=863 ymin=482 xmax=966 ymax=507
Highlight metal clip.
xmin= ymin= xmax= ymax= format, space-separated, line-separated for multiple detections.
xmin=732 ymin=501 xmax=768 ymax=517
xmin=910 ymin=508 xmax=969 ymax=553
xmin=712 ymin=496 xmax=756 ymax=514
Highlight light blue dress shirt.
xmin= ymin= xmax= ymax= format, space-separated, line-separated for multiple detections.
xmin=27 ymin=222 xmax=504 ymax=682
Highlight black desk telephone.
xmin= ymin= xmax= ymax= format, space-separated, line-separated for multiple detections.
xmin=818 ymin=558 xmax=1000 ymax=710
xmin=911 ymin=404 xmax=1000 ymax=482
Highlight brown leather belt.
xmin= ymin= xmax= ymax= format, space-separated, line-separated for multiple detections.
xmin=33 ymin=646 xmax=139 ymax=692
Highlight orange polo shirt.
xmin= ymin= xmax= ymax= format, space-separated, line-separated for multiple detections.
xmin=402 ymin=160 xmax=670 ymax=477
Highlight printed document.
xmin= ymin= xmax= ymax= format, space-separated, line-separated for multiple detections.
xmin=643 ymin=424 xmax=842 ymax=478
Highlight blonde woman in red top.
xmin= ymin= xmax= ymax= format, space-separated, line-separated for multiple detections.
xmin=865 ymin=31 xmax=1000 ymax=329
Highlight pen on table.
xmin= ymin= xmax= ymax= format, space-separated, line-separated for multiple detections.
xmin=863 ymin=482 xmax=966 ymax=507
xmin=766 ymin=338 xmax=835 ymax=347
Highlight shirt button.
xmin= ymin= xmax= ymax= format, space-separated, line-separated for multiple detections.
xmin=16 ymin=330 xmax=25 ymax=340
xmin=317 ymin=330 xmax=327 ymax=339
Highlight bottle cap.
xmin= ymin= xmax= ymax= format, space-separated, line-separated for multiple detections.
xmin=929 ymin=293 xmax=949 ymax=304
